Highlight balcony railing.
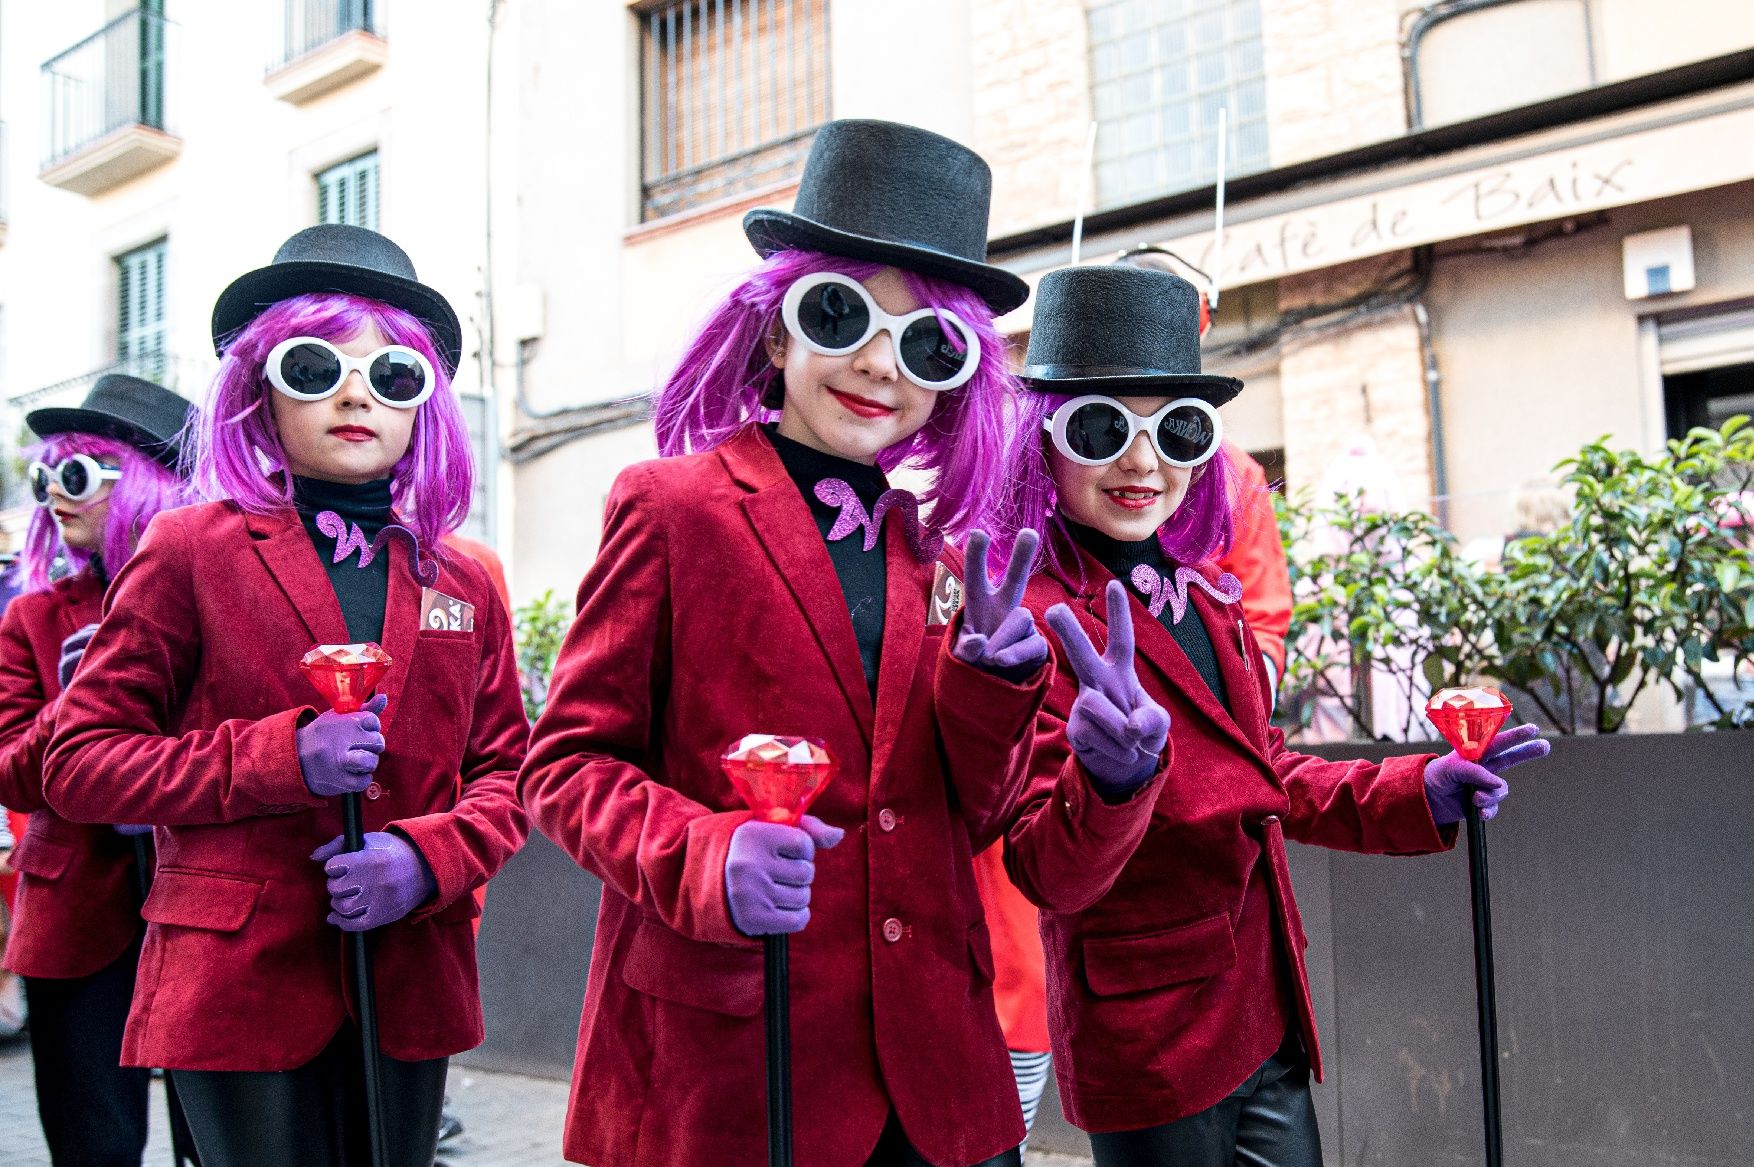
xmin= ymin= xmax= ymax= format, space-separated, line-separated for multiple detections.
xmin=274 ymin=0 xmax=378 ymax=70
xmin=41 ymin=9 xmax=174 ymax=170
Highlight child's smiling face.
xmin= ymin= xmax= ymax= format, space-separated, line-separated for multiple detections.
xmin=1048 ymin=395 xmax=1194 ymax=542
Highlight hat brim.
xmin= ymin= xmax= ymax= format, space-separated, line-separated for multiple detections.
xmin=745 ymin=210 xmax=1029 ymax=315
xmin=26 ymin=407 xmax=184 ymax=469
xmin=1018 ymin=369 xmax=1243 ymax=406
xmin=211 ymin=262 xmax=463 ymax=374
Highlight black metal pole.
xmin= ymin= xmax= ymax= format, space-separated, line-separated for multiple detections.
xmin=130 ymin=835 xmax=195 ymax=1167
xmin=341 ymin=792 xmax=388 ymax=1167
xmin=763 ymin=933 xmax=793 ymax=1167
xmin=1465 ymin=803 xmax=1504 ymax=1167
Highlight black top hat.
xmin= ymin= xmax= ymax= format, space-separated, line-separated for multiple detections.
xmin=211 ymin=225 xmax=462 ymax=373
xmin=1019 ymin=266 xmax=1242 ymax=404
xmin=27 ymin=374 xmax=195 ymax=470
xmin=744 ymin=119 xmax=1029 ymax=314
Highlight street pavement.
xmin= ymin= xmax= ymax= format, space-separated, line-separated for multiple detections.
xmin=1 ymin=1032 xmax=1092 ymax=1166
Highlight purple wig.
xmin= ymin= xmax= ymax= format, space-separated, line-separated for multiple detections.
xmin=991 ymin=390 xmax=1237 ymax=578
xmin=19 ymin=433 xmax=186 ymax=594
xmin=652 ymin=249 xmax=1014 ymax=540
xmin=187 ymin=293 xmax=473 ymax=551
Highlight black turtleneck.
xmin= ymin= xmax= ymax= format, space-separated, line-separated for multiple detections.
xmin=1065 ymin=519 xmax=1229 ymax=711
xmin=295 ymin=476 xmax=393 ymax=645
xmin=766 ymin=425 xmax=887 ymax=696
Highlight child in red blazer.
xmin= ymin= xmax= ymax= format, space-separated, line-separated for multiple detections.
xmin=991 ymin=266 xmax=1550 ymax=1167
xmin=43 ymin=226 xmax=529 ymax=1167
xmin=0 ymin=375 xmax=193 ymax=1165
xmin=521 ymin=120 xmax=1051 ymax=1167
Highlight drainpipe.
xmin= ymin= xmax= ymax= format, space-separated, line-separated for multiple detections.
xmin=1410 ymin=250 xmax=1449 ymax=525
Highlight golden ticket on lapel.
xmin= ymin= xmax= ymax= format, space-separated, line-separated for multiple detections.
xmin=420 ymin=587 xmax=476 ymax=633
xmin=927 ymin=562 xmax=964 ymax=627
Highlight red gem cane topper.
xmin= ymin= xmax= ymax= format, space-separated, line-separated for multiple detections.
xmin=1425 ymin=685 xmax=1513 ymax=762
xmin=720 ymin=735 xmax=837 ymax=826
xmin=300 ymin=643 xmax=393 ymax=714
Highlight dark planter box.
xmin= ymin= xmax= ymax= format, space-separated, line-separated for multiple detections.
xmin=467 ymin=733 xmax=1753 ymax=1167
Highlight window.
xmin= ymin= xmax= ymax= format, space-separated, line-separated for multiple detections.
xmin=639 ymin=0 xmax=830 ymax=222
xmin=117 ymin=239 xmax=167 ymax=380
xmin=1086 ymin=0 xmax=1268 ymax=210
xmin=317 ymin=151 xmax=379 ymax=231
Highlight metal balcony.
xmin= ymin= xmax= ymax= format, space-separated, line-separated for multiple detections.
xmin=39 ymin=9 xmax=180 ymax=196
xmin=265 ymin=0 xmax=385 ymax=105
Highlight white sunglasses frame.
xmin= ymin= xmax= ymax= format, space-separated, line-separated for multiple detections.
xmin=780 ymin=272 xmax=983 ymax=391
xmin=264 ymin=336 xmax=437 ymax=410
xmin=29 ymin=454 xmax=123 ymax=505
xmin=1043 ymin=394 xmax=1225 ymax=468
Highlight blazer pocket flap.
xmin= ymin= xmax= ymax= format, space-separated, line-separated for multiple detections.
xmin=1083 ymin=912 xmax=1237 ymax=997
xmin=621 ymin=920 xmax=763 ymax=1017
xmin=12 ymin=836 xmax=73 ymax=880
xmin=141 ymin=870 xmax=266 ymax=932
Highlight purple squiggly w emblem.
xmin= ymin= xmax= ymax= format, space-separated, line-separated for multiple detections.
xmin=315 ymin=511 xmax=440 ymax=588
xmin=1129 ymin=563 xmax=1243 ymax=624
xmin=813 ymin=479 xmax=944 ymax=564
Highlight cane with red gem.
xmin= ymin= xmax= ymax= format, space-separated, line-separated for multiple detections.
xmin=301 ymin=643 xmax=393 ymax=1167
xmin=720 ymin=735 xmax=838 ymax=1167
xmin=1426 ymin=686 xmax=1514 ymax=1167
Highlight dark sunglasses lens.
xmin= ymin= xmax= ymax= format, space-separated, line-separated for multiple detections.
xmin=278 ymin=343 xmax=343 ymax=397
xmin=1063 ymin=402 xmax=1131 ymax=462
xmin=29 ymin=465 xmax=50 ymax=504
xmin=60 ymin=459 xmax=91 ymax=499
xmin=796 ymin=282 xmax=871 ymax=350
xmin=1157 ymin=405 xmax=1217 ymax=463
xmin=370 ymin=350 xmax=428 ymax=403
xmin=898 ymin=316 xmax=971 ymax=384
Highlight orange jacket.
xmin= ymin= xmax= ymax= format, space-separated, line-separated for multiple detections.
xmin=1217 ymin=445 xmax=1290 ymax=679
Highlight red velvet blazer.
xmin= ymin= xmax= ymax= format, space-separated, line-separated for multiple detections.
xmin=0 ymin=571 xmax=141 ymax=980
xmin=520 ymin=427 xmax=1049 ymax=1167
xmin=43 ymin=502 xmax=529 ymax=1071
xmin=1006 ymin=536 xmax=1451 ymax=1133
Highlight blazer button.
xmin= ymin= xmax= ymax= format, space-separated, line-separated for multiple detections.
xmin=882 ymin=918 xmax=904 ymax=943
xmin=877 ymin=808 xmax=897 ymax=832
xmin=365 ymin=782 xmax=384 ymax=801
xmin=1260 ymin=814 xmax=1279 ymax=826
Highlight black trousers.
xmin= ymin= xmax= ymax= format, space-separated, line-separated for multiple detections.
xmin=1088 ymin=1042 xmax=1322 ymax=1167
xmin=172 ymin=1023 xmax=446 ymax=1167
xmin=864 ymin=1112 xmax=1023 ymax=1167
xmin=23 ymin=936 xmax=171 ymax=1167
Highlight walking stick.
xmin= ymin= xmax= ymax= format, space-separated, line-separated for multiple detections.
xmin=1426 ymin=687 xmax=1513 ymax=1167
xmin=129 ymin=834 xmax=195 ymax=1167
xmin=719 ymin=735 xmax=837 ymax=1167
xmin=1464 ymin=804 xmax=1504 ymax=1167
xmin=300 ymin=644 xmax=393 ymax=1167
xmin=763 ymin=934 xmax=793 ymax=1167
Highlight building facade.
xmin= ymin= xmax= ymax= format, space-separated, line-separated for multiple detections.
xmin=3 ymin=1 xmax=1751 ymax=609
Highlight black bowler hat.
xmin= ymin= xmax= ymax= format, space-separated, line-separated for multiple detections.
xmin=211 ymin=225 xmax=462 ymax=373
xmin=27 ymin=374 xmax=195 ymax=470
xmin=744 ymin=119 xmax=1029 ymax=314
xmin=1019 ymin=266 xmax=1242 ymax=404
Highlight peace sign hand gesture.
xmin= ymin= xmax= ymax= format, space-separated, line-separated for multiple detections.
xmin=1046 ymin=580 xmax=1171 ymax=800
xmin=951 ymin=529 xmax=1050 ymax=679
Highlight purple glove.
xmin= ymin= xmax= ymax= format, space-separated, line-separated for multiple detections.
xmin=57 ymin=623 xmax=99 ymax=690
xmin=1424 ymin=723 xmax=1550 ymax=825
xmin=310 ymin=831 xmax=437 ymax=931
xmin=725 ymin=815 xmax=845 ymax=937
xmin=1046 ymin=580 xmax=1171 ymax=801
xmin=113 ymin=823 xmax=154 ymax=837
xmin=296 ymin=693 xmax=388 ymax=798
xmin=952 ymin=529 xmax=1049 ymax=679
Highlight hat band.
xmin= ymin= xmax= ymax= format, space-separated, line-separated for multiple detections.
xmin=1020 ymin=362 xmax=1212 ymax=381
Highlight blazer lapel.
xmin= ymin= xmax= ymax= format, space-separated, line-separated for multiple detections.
xmin=372 ymin=531 xmax=424 ymax=739
xmin=1189 ymin=581 xmax=1271 ymax=749
xmin=868 ymin=517 xmax=930 ymax=782
xmin=726 ymin=431 xmax=876 ymax=742
xmin=244 ymin=509 xmax=347 ymax=649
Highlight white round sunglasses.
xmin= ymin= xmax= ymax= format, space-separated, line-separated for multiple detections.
xmin=781 ymin=272 xmax=982 ymax=391
xmin=1044 ymin=394 xmax=1224 ymax=468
